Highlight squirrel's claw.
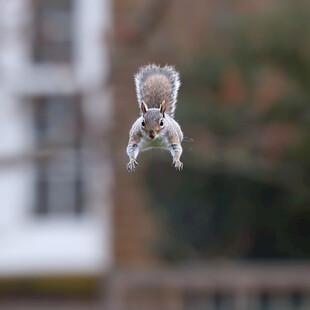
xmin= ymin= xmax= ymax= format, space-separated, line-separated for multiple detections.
xmin=172 ymin=158 xmax=183 ymax=171
xmin=126 ymin=159 xmax=139 ymax=172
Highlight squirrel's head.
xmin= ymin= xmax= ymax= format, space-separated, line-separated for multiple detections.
xmin=141 ymin=100 xmax=166 ymax=139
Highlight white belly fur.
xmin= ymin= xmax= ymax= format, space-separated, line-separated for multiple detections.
xmin=140 ymin=136 xmax=169 ymax=152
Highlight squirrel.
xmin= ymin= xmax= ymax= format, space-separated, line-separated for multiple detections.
xmin=126 ymin=64 xmax=184 ymax=172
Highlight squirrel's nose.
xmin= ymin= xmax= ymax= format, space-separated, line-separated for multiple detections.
xmin=148 ymin=131 xmax=155 ymax=139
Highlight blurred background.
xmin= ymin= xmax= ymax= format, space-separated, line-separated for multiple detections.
xmin=1 ymin=0 xmax=310 ymax=309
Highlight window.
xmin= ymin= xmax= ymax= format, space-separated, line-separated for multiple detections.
xmin=32 ymin=0 xmax=73 ymax=63
xmin=33 ymin=96 xmax=84 ymax=215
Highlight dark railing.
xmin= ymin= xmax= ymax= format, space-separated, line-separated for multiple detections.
xmin=108 ymin=262 xmax=310 ymax=310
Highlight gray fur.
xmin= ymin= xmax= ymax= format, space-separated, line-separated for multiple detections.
xmin=126 ymin=111 xmax=183 ymax=172
xmin=127 ymin=64 xmax=183 ymax=172
xmin=135 ymin=64 xmax=180 ymax=118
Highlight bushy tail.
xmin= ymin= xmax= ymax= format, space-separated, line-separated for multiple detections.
xmin=134 ymin=64 xmax=181 ymax=118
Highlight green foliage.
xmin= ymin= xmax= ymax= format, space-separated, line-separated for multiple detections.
xmin=145 ymin=0 xmax=310 ymax=260
xmin=146 ymin=161 xmax=310 ymax=261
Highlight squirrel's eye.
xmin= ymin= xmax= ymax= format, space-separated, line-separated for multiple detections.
xmin=142 ymin=121 xmax=145 ymax=127
xmin=160 ymin=120 xmax=164 ymax=126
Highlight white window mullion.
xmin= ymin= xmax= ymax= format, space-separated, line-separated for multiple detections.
xmin=0 ymin=91 xmax=34 ymax=229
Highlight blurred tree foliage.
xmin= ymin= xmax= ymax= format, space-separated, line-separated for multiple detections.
xmin=146 ymin=0 xmax=310 ymax=261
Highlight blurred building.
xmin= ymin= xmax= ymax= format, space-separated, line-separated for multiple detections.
xmin=0 ymin=0 xmax=112 ymax=279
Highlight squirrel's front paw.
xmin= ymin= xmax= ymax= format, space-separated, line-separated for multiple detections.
xmin=126 ymin=158 xmax=138 ymax=172
xmin=172 ymin=158 xmax=183 ymax=171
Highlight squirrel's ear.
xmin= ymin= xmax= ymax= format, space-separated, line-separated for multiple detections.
xmin=160 ymin=100 xmax=166 ymax=116
xmin=141 ymin=101 xmax=148 ymax=114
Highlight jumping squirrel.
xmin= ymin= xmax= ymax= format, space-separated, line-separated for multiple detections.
xmin=126 ymin=64 xmax=183 ymax=172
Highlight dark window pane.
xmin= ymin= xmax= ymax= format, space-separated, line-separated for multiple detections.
xmin=33 ymin=0 xmax=72 ymax=11
xmin=32 ymin=0 xmax=73 ymax=63
xmin=33 ymin=96 xmax=84 ymax=215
